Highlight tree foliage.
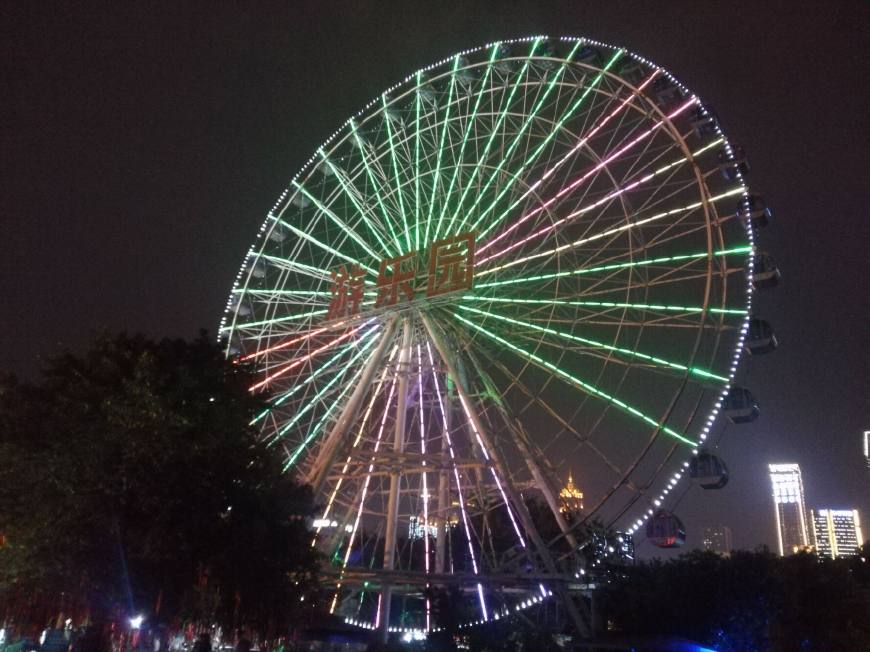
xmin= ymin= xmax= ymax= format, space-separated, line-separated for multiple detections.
xmin=0 ymin=332 xmax=320 ymax=633
xmin=600 ymin=546 xmax=870 ymax=651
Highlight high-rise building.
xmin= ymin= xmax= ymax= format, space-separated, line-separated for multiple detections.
xmin=559 ymin=470 xmax=584 ymax=513
xmin=811 ymin=509 xmax=864 ymax=558
xmin=864 ymin=431 xmax=869 ymax=469
xmin=702 ymin=525 xmax=733 ymax=558
xmin=769 ymin=463 xmax=811 ymax=556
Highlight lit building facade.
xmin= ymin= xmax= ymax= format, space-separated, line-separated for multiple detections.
xmin=702 ymin=525 xmax=733 ymax=558
xmin=811 ymin=509 xmax=864 ymax=559
xmin=559 ymin=471 xmax=584 ymax=513
xmin=769 ymin=463 xmax=811 ymax=556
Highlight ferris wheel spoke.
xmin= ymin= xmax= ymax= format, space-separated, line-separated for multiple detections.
xmin=444 ymin=39 xmax=542 ymax=238
xmin=460 ymin=295 xmax=745 ymax=318
xmin=458 ymin=305 xmax=727 ymax=383
xmin=252 ymin=326 xmax=384 ymax=426
xmin=453 ymin=312 xmax=696 ymax=446
xmin=443 ymin=39 xmax=583 ymax=240
xmin=266 ymin=215 xmax=379 ymax=275
xmin=280 ymin=336 xmax=384 ymax=469
xmin=421 ymin=55 xmax=463 ymax=248
xmin=477 ymin=95 xmax=699 ymax=267
xmin=290 ymin=181 xmax=384 ymax=261
xmin=380 ymin=97 xmax=415 ymax=252
xmin=348 ymin=119 xmax=406 ymax=255
xmin=318 ymin=149 xmax=398 ymax=257
xmin=475 ymin=244 xmax=749 ymax=292
xmin=472 ymin=62 xmax=653 ymax=245
xmin=249 ymin=319 xmax=377 ymax=391
xmin=466 ymin=48 xmax=630 ymax=241
xmin=430 ymin=45 xmax=500 ymax=241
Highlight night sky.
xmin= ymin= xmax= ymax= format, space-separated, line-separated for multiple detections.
xmin=3 ymin=1 xmax=868 ymax=553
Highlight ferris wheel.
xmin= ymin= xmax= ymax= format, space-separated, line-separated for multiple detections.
xmin=220 ymin=35 xmax=775 ymax=638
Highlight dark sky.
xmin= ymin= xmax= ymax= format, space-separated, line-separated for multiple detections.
xmin=3 ymin=0 xmax=868 ymax=552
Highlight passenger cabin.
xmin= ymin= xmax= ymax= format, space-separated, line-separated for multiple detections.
xmin=576 ymin=46 xmax=603 ymax=67
xmin=746 ymin=318 xmax=778 ymax=355
xmin=646 ymin=510 xmax=686 ymax=548
xmin=494 ymin=45 xmax=517 ymax=74
xmin=739 ymin=194 xmax=771 ymax=229
xmin=723 ymin=386 xmax=759 ymax=424
xmin=690 ymin=106 xmax=718 ymax=137
xmin=718 ymin=146 xmax=749 ymax=180
xmin=689 ymin=451 xmax=729 ymax=489
xmin=652 ymin=77 xmax=682 ymax=110
xmin=536 ymin=42 xmax=558 ymax=70
xmin=751 ymin=252 xmax=781 ymax=289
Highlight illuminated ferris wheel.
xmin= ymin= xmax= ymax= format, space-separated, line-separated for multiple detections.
xmin=220 ymin=36 xmax=776 ymax=638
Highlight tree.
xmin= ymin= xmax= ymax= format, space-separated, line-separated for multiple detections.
xmin=0 ymin=332 xmax=320 ymax=634
xmin=599 ymin=547 xmax=870 ymax=651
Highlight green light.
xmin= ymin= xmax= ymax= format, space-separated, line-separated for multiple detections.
xmin=453 ymin=313 xmax=696 ymax=446
xmin=430 ymin=44 xmax=500 ymax=242
xmin=290 ymin=182 xmax=382 ymax=260
xmin=281 ymin=338 xmax=378 ymax=469
xmin=474 ymin=245 xmax=752 ymax=290
xmin=471 ymin=48 xmax=624 ymax=239
xmin=381 ymin=95 xmax=412 ymax=252
xmin=268 ymin=215 xmax=377 ymax=275
xmin=220 ymin=307 xmax=328 ymax=331
xmin=446 ymin=39 xmax=582 ymax=238
xmin=460 ymin=295 xmax=746 ymax=316
xmin=413 ymin=70 xmax=423 ymax=251
xmin=445 ymin=38 xmax=543 ymax=238
xmin=251 ymin=326 xmax=380 ymax=423
xmin=350 ymin=119 xmax=404 ymax=255
xmin=423 ymin=55 xmax=462 ymax=248
xmin=273 ymin=332 xmax=379 ymax=448
xmin=478 ymin=186 xmax=745 ymax=276
xmin=457 ymin=305 xmax=728 ymax=383
xmin=318 ymin=148 xmax=395 ymax=257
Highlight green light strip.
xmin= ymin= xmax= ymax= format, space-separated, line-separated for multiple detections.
xmin=423 ymin=55 xmax=462 ymax=248
xmin=268 ymin=216 xmax=377 ymax=275
xmin=221 ymin=307 xmax=328 ymax=331
xmin=460 ymin=295 xmax=746 ymax=316
xmin=430 ymin=44 xmax=500 ymax=242
xmin=478 ymin=185 xmax=743 ymax=276
xmin=251 ymin=326 xmax=380 ymax=423
xmin=272 ymin=332 xmax=379 ymax=445
xmin=470 ymin=48 xmax=625 ymax=239
xmin=474 ymin=245 xmax=752 ymax=290
xmin=457 ymin=305 xmax=728 ymax=383
xmin=445 ymin=38 xmax=543 ymax=236
xmin=448 ymin=39 xmax=583 ymax=239
xmin=281 ymin=339 xmax=378 ymax=469
xmin=319 ymin=149 xmax=395 ymax=257
xmin=381 ymin=95 xmax=412 ymax=252
xmin=453 ymin=313 xmax=695 ymax=446
xmin=350 ymin=119 xmax=404 ymax=255
xmin=413 ymin=71 xmax=423 ymax=251
xmin=291 ymin=181 xmax=382 ymax=260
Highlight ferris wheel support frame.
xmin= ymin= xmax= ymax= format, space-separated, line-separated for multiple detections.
xmin=379 ymin=318 xmax=415 ymax=642
xmin=420 ymin=311 xmax=591 ymax=637
xmin=307 ymin=317 xmax=399 ymax=495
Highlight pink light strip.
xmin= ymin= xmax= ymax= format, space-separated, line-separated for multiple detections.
xmin=425 ymin=341 xmax=488 ymax=620
xmin=477 ymin=71 xmax=660 ymax=254
xmin=478 ymin=96 xmax=698 ymax=265
xmin=239 ymin=317 xmax=351 ymax=361
xmin=249 ymin=319 xmax=373 ymax=391
xmin=415 ymin=343 xmax=432 ymax=631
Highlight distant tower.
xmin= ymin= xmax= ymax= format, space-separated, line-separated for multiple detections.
xmin=811 ymin=509 xmax=864 ymax=558
xmin=864 ymin=431 xmax=869 ymax=469
xmin=559 ymin=470 xmax=584 ymax=514
xmin=702 ymin=525 xmax=733 ymax=558
xmin=769 ymin=463 xmax=811 ymax=556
